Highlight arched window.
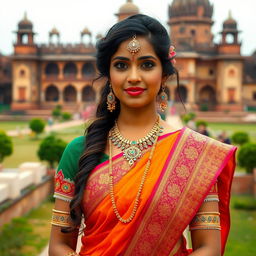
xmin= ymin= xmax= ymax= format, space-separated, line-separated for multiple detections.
xmin=45 ymin=63 xmax=59 ymax=77
xmin=82 ymin=63 xmax=95 ymax=77
xmin=226 ymin=34 xmax=235 ymax=44
xmin=199 ymin=85 xmax=216 ymax=103
xmin=19 ymin=69 xmax=25 ymax=77
xmin=228 ymin=68 xmax=235 ymax=77
xmin=63 ymin=62 xmax=77 ymax=78
xmin=63 ymin=85 xmax=77 ymax=102
xmin=45 ymin=85 xmax=59 ymax=101
xmin=21 ymin=34 xmax=28 ymax=44
xmin=82 ymin=86 xmax=96 ymax=102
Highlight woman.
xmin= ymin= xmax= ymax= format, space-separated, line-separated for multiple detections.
xmin=49 ymin=14 xmax=236 ymax=256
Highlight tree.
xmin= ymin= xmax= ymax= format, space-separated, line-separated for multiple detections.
xmin=238 ymin=143 xmax=256 ymax=173
xmin=62 ymin=112 xmax=72 ymax=121
xmin=29 ymin=118 xmax=46 ymax=137
xmin=37 ymin=135 xmax=67 ymax=168
xmin=0 ymin=131 xmax=13 ymax=163
xmin=52 ymin=105 xmax=62 ymax=120
xmin=231 ymin=131 xmax=250 ymax=146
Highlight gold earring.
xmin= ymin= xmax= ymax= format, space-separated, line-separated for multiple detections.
xmin=107 ymin=84 xmax=116 ymax=112
xmin=159 ymin=86 xmax=168 ymax=112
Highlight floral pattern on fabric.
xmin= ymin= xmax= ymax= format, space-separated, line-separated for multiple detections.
xmin=54 ymin=169 xmax=75 ymax=202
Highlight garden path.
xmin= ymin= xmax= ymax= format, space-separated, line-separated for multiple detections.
xmin=6 ymin=119 xmax=85 ymax=137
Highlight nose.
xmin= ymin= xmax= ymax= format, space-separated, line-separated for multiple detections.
xmin=127 ymin=66 xmax=141 ymax=84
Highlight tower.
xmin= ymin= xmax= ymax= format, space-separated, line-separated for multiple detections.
xmin=218 ymin=11 xmax=241 ymax=55
xmin=12 ymin=13 xmax=40 ymax=110
xmin=168 ymin=0 xmax=214 ymax=51
xmin=216 ymin=11 xmax=243 ymax=110
xmin=115 ymin=0 xmax=139 ymax=22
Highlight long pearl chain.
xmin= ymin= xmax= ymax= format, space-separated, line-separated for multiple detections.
xmin=108 ymin=124 xmax=161 ymax=224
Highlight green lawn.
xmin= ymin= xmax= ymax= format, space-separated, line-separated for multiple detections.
xmin=3 ymin=124 xmax=85 ymax=168
xmin=0 ymin=121 xmax=29 ymax=132
xmin=225 ymin=195 xmax=256 ymax=256
xmin=207 ymin=122 xmax=256 ymax=142
xmin=0 ymin=197 xmax=54 ymax=256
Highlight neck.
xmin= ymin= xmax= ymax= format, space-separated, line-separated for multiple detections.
xmin=116 ymin=104 xmax=159 ymax=139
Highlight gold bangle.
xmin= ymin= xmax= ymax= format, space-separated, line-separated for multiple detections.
xmin=65 ymin=252 xmax=79 ymax=256
xmin=190 ymin=212 xmax=221 ymax=231
xmin=51 ymin=208 xmax=72 ymax=227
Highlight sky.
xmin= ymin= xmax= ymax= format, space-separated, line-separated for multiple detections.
xmin=0 ymin=0 xmax=255 ymax=56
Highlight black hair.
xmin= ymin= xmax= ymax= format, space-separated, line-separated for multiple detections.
xmin=63 ymin=14 xmax=179 ymax=232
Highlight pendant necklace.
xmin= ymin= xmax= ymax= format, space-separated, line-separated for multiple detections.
xmin=109 ymin=116 xmax=163 ymax=166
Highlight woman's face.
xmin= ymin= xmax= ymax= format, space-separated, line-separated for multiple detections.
xmin=109 ymin=36 xmax=165 ymax=110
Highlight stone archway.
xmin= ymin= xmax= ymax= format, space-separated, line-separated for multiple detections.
xmin=45 ymin=85 xmax=59 ymax=101
xmin=199 ymin=85 xmax=216 ymax=104
xmin=198 ymin=85 xmax=216 ymax=110
xmin=63 ymin=62 xmax=77 ymax=78
xmin=63 ymin=85 xmax=77 ymax=102
xmin=175 ymin=85 xmax=187 ymax=103
xmin=82 ymin=86 xmax=96 ymax=102
xmin=45 ymin=63 xmax=59 ymax=77
xmin=82 ymin=63 xmax=95 ymax=77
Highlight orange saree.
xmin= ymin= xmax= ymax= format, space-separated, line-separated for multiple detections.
xmin=79 ymin=128 xmax=236 ymax=256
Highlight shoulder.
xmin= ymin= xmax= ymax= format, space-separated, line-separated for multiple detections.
xmin=184 ymin=127 xmax=236 ymax=152
xmin=65 ymin=136 xmax=86 ymax=154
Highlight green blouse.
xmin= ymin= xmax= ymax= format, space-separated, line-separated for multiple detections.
xmin=53 ymin=136 xmax=109 ymax=202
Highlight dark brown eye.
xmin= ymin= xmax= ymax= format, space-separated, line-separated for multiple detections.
xmin=141 ymin=61 xmax=155 ymax=70
xmin=114 ymin=62 xmax=128 ymax=70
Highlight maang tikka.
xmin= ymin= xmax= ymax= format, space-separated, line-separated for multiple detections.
xmin=159 ymin=86 xmax=168 ymax=112
xmin=107 ymin=84 xmax=116 ymax=112
xmin=127 ymin=35 xmax=141 ymax=55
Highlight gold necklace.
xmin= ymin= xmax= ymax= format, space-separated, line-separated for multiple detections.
xmin=109 ymin=116 xmax=163 ymax=166
xmin=108 ymin=125 xmax=160 ymax=224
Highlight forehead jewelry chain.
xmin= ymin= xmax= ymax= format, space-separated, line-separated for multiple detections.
xmin=109 ymin=116 xmax=163 ymax=166
xmin=108 ymin=124 xmax=161 ymax=224
xmin=127 ymin=35 xmax=141 ymax=55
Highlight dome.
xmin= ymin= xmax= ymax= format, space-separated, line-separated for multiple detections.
xmin=18 ymin=12 xmax=33 ymax=31
xmin=169 ymin=0 xmax=213 ymax=18
xmin=119 ymin=0 xmax=139 ymax=15
xmin=223 ymin=11 xmax=237 ymax=30
xmin=49 ymin=27 xmax=60 ymax=36
xmin=81 ymin=27 xmax=91 ymax=36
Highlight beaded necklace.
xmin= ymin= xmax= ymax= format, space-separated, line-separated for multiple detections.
xmin=108 ymin=120 xmax=162 ymax=223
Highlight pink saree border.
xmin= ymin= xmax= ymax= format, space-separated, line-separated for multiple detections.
xmin=124 ymin=128 xmax=236 ymax=256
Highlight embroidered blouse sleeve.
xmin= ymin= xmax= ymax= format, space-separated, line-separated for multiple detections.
xmin=54 ymin=136 xmax=85 ymax=202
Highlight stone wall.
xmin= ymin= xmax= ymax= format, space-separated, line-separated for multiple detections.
xmin=231 ymin=172 xmax=255 ymax=195
xmin=0 ymin=177 xmax=53 ymax=227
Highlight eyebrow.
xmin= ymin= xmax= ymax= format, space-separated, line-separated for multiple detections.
xmin=112 ymin=55 xmax=157 ymax=61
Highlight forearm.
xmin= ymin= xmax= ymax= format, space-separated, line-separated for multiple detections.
xmin=190 ymin=246 xmax=221 ymax=256
xmin=49 ymin=242 xmax=78 ymax=256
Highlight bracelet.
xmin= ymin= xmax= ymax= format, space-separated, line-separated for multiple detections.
xmin=51 ymin=209 xmax=72 ymax=228
xmin=204 ymin=195 xmax=219 ymax=203
xmin=65 ymin=252 xmax=79 ymax=256
xmin=189 ymin=212 xmax=221 ymax=231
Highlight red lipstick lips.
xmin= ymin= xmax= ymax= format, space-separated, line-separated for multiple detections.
xmin=125 ymin=87 xmax=145 ymax=96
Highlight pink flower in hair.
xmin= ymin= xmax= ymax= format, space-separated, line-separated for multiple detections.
xmin=169 ymin=45 xmax=177 ymax=64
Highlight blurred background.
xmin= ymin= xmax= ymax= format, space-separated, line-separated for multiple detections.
xmin=0 ymin=0 xmax=255 ymax=255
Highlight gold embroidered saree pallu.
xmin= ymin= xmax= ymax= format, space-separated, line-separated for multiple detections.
xmin=79 ymin=128 xmax=236 ymax=256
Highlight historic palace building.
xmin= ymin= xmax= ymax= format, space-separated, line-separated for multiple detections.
xmin=3 ymin=0 xmax=256 ymax=111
